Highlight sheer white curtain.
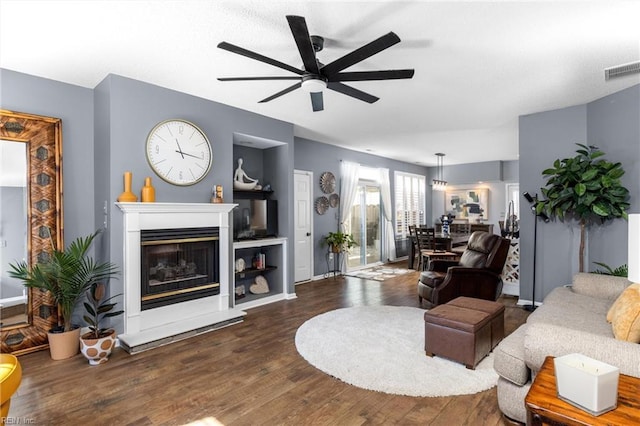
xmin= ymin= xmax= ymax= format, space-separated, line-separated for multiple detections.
xmin=379 ymin=168 xmax=397 ymax=262
xmin=339 ymin=161 xmax=360 ymax=234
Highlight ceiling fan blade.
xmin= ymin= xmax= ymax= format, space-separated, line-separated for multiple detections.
xmin=328 ymin=69 xmax=414 ymax=82
xmin=217 ymin=41 xmax=303 ymax=75
xmin=320 ymin=32 xmax=401 ymax=77
xmin=287 ymin=15 xmax=320 ymax=75
xmin=218 ymin=76 xmax=302 ymax=81
xmin=327 ymin=82 xmax=379 ymax=104
xmin=310 ymin=92 xmax=324 ymax=112
xmin=258 ymin=82 xmax=302 ymax=103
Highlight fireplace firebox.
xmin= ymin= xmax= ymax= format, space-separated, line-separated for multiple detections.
xmin=140 ymin=227 xmax=219 ymax=310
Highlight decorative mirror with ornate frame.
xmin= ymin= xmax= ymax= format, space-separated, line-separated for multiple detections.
xmin=0 ymin=109 xmax=63 ymax=355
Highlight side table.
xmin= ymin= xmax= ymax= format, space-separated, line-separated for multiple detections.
xmin=325 ymin=250 xmax=344 ymax=278
xmin=525 ymin=356 xmax=640 ymax=425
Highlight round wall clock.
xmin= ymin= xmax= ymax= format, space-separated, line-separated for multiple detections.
xmin=146 ymin=119 xmax=213 ymax=186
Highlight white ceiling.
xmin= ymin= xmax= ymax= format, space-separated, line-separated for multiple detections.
xmin=1 ymin=1 xmax=639 ymax=166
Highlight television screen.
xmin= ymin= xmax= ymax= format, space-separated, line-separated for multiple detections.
xmin=233 ymin=199 xmax=278 ymax=240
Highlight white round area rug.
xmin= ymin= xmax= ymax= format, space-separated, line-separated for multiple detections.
xmin=295 ymin=305 xmax=499 ymax=397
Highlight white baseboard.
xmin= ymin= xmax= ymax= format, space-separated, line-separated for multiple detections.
xmin=516 ymin=299 xmax=542 ymax=308
xmin=502 ymin=282 xmax=520 ymax=297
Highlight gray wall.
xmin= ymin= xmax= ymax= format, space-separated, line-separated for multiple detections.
xmin=519 ymin=84 xmax=639 ymax=302
xmin=294 ymin=137 xmax=428 ymax=276
xmin=519 ymin=104 xmax=588 ymax=303
xmin=587 ymin=85 xmax=640 ymax=267
xmin=502 ymin=160 xmax=519 ymax=182
xmin=264 ymin=144 xmax=294 ymax=250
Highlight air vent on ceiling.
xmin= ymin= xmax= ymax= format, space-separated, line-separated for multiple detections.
xmin=604 ymin=61 xmax=640 ymax=81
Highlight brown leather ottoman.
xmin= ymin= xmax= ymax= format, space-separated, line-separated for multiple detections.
xmin=447 ymin=296 xmax=505 ymax=350
xmin=424 ymin=298 xmax=504 ymax=369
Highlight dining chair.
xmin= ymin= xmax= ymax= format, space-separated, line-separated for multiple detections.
xmin=414 ymin=227 xmax=433 ymax=270
xmin=415 ymin=227 xmax=457 ymax=270
xmin=408 ymin=225 xmax=420 ymax=269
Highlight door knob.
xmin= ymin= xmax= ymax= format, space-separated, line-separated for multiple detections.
xmin=306 ymin=232 xmax=311 ymax=236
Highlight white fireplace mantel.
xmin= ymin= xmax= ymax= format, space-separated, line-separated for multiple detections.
xmin=116 ymin=202 xmax=245 ymax=353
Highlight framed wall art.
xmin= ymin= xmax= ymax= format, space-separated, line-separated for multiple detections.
xmin=445 ymin=188 xmax=489 ymax=221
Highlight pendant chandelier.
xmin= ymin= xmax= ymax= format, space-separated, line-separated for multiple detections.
xmin=433 ymin=153 xmax=447 ymax=191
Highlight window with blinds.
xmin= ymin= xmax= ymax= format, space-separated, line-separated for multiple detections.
xmin=394 ymin=171 xmax=426 ymax=239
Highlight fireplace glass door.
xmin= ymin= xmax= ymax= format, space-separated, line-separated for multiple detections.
xmin=140 ymin=227 xmax=220 ymax=310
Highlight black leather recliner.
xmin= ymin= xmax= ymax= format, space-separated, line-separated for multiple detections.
xmin=417 ymin=231 xmax=511 ymax=308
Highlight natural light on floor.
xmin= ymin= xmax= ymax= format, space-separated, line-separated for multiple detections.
xmin=183 ymin=418 xmax=225 ymax=426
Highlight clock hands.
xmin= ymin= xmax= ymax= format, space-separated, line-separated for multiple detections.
xmin=175 ymin=139 xmax=203 ymax=160
xmin=174 ymin=150 xmax=202 ymax=160
xmin=175 ymin=139 xmax=185 ymax=159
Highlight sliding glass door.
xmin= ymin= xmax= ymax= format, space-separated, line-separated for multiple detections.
xmin=347 ymin=184 xmax=381 ymax=269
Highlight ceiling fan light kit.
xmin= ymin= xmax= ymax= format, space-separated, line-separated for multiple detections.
xmin=217 ymin=15 xmax=414 ymax=112
xmin=301 ymin=76 xmax=327 ymax=93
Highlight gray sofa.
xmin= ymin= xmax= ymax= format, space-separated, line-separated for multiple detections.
xmin=494 ymin=273 xmax=639 ymax=423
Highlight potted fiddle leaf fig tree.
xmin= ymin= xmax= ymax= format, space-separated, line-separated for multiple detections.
xmin=80 ymin=282 xmax=123 ymax=365
xmin=8 ymin=229 xmax=119 ymax=360
xmin=535 ymin=144 xmax=630 ymax=272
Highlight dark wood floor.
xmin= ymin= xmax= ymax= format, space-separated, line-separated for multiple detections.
xmin=9 ymin=263 xmax=529 ymax=425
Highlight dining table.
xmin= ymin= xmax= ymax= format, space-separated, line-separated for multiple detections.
xmin=407 ymin=232 xmax=470 ymax=270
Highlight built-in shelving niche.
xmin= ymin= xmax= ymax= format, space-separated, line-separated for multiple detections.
xmin=231 ymin=132 xmax=294 ymax=308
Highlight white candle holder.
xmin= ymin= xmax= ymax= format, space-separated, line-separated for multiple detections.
xmin=554 ymin=353 xmax=619 ymax=416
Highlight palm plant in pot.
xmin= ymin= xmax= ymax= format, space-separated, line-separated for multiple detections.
xmin=8 ymin=229 xmax=119 ymax=360
xmin=80 ymin=283 xmax=123 ymax=365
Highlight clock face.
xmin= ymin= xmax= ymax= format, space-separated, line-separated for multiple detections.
xmin=146 ymin=119 xmax=212 ymax=186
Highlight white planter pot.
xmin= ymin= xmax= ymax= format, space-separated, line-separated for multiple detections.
xmin=80 ymin=330 xmax=117 ymax=365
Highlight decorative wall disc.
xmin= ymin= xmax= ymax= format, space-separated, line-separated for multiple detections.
xmin=329 ymin=193 xmax=340 ymax=208
xmin=320 ymin=171 xmax=336 ymax=194
xmin=315 ymin=196 xmax=330 ymax=215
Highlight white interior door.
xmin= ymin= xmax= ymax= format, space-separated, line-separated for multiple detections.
xmin=294 ymin=170 xmax=313 ymax=282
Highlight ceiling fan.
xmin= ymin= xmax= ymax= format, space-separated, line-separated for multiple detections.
xmin=217 ymin=15 xmax=415 ymax=112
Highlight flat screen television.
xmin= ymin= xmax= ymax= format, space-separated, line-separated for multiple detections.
xmin=233 ymin=199 xmax=278 ymax=240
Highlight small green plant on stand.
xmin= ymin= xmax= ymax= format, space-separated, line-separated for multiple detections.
xmin=324 ymin=231 xmax=357 ymax=253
